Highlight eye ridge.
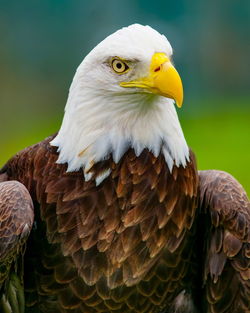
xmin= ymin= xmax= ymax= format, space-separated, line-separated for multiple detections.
xmin=111 ymin=58 xmax=129 ymax=74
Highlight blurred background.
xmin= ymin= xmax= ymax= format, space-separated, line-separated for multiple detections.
xmin=0 ymin=0 xmax=249 ymax=195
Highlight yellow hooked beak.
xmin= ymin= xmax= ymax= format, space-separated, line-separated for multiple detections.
xmin=120 ymin=52 xmax=183 ymax=108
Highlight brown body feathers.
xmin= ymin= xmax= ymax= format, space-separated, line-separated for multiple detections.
xmin=0 ymin=135 xmax=249 ymax=312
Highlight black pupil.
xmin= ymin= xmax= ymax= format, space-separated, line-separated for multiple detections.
xmin=116 ymin=62 xmax=122 ymax=69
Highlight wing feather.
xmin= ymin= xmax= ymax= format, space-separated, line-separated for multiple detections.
xmin=0 ymin=178 xmax=34 ymax=313
xmin=199 ymin=170 xmax=250 ymax=312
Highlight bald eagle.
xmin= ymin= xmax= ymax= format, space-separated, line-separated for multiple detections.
xmin=0 ymin=24 xmax=249 ymax=313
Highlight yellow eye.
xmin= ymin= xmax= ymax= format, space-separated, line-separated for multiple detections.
xmin=111 ymin=58 xmax=129 ymax=74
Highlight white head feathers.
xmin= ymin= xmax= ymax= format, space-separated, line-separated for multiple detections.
xmin=50 ymin=24 xmax=189 ymax=180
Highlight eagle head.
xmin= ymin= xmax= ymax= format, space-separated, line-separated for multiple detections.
xmin=51 ymin=24 xmax=189 ymax=179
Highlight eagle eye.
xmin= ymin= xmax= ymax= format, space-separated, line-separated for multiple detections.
xmin=111 ymin=58 xmax=129 ymax=74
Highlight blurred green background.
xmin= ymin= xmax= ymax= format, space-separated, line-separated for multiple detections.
xmin=0 ymin=0 xmax=249 ymax=195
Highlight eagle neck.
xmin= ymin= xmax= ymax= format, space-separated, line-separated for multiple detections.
xmin=50 ymin=91 xmax=190 ymax=180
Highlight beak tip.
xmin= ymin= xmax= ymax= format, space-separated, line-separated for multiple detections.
xmin=176 ymin=96 xmax=183 ymax=108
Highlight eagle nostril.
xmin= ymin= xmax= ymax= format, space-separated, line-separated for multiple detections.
xmin=154 ymin=66 xmax=161 ymax=72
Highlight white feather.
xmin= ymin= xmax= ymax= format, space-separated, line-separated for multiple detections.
xmin=95 ymin=169 xmax=112 ymax=186
xmin=172 ymin=290 xmax=197 ymax=313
